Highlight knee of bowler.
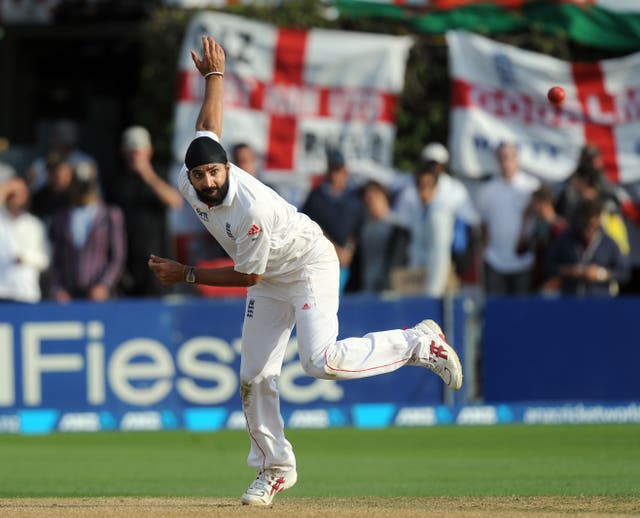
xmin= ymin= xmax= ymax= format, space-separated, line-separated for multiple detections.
xmin=239 ymin=373 xmax=277 ymax=389
xmin=299 ymin=352 xmax=331 ymax=378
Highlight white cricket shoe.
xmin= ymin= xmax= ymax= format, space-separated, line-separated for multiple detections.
xmin=411 ymin=319 xmax=463 ymax=390
xmin=240 ymin=468 xmax=297 ymax=506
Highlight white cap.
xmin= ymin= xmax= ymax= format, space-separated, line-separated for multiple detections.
xmin=74 ymin=161 xmax=97 ymax=183
xmin=122 ymin=126 xmax=152 ymax=151
xmin=420 ymin=142 xmax=449 ymax=164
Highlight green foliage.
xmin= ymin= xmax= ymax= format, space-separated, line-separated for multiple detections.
xmin=130 ymin=7 xmax=192 ymax=164
xmin=132 ymin=1 xmax=632 ymax=170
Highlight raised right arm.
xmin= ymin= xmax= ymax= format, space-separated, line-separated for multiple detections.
xmin=190 ymin=36 xmax=226 ymax=136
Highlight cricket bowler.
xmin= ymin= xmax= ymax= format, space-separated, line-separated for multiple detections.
xmin=149 ymin=35 xmax=462 ymax=506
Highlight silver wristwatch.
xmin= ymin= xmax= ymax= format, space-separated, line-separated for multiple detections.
xmin=185 ymin=266 xmax=196 ymax=284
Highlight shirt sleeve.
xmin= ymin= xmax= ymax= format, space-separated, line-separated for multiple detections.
xmin=424 ymin=210 xmax=454 ymax=297
xmin=21 ymin=218 xmax=50 ymax=271
xmin=474 ymin=185 xmax=489 ymax=223
xmin=177 ymin=165 xmax=192 ymax=198
xmin=455 ymin=184 xmax=481 ymax=226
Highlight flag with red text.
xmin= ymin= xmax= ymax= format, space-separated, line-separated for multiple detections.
xmin=173 ymin=12 xmax=412 ymax=184
xmin=447 ymin=30 xmax=640 ymax=185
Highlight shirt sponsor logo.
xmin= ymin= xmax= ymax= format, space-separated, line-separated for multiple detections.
xmin=247 ymin=224 xmax=261 ymax=236
xmin=195 ymin=207 xmax=209 ymax=221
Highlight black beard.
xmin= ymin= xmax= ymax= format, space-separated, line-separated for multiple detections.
xmin=194 ymin=177 xmax=230 ymax=206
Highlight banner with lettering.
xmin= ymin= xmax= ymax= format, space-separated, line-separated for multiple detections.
xmin=172 ymin=12 xmax=412 ymax=184
xmin=447 ymin=30 xmax=640 ymax=185
xmin=0 ymin=296 xmax=445 ymax=433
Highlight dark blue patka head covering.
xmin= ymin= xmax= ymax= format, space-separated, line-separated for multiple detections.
xmin=185 ymin=137 xmax=228 ymax=171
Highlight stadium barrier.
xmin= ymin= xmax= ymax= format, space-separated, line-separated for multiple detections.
xmin=1 ymin=295 xmax=638 ymax=434
xmin=0 ymin=295 xmax=446 ymax=434
xmin=482 ymin=296 xmax=640 ymax=402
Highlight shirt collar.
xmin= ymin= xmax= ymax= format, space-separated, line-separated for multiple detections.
xmin=219 ymin=166 xmax=238 ymax=208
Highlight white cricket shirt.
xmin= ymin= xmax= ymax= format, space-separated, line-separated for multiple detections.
xmin=178 ymin=131 xmax=323 ymax=280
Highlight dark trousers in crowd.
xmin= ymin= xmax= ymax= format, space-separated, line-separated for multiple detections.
xmin=482 ymin=261 xmax=531 ymax=295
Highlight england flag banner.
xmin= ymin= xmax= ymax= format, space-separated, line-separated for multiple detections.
xmin=173 ymin=12 xmax=412 ymax=186
xmin=447 ymin=30 xmax=640 ymax=185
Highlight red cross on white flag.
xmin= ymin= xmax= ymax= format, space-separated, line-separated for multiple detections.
xmin=447 ymin=30 xmax=640 ymax=186
xmin=173 ymin=12 xmax=412 ymax=186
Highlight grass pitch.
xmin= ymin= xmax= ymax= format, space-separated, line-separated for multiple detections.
xmin=1 ymin=424 xmax=639 ymax=499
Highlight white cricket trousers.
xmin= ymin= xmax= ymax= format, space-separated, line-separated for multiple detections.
xmin=239 ymin=237 xmax=423 ymax=472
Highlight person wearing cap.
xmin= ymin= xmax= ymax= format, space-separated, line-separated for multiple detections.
xmin=148 ymin=35 xmax=462 ymax=507
xmin=31 ymin=152 xmax=75 ymax=222
xmin=300 ymin=147 xmax=364 ymax=292
xmin=392 ymin=142 xmax=480 ymax=291
xmin=106 ymin=126 xmax=182 ymax=297
xmin=48 ymin=161 xmax=126 ymax=302
xmin=25 ymin=118 xmax=96 ymax=192
xmin=393 ymin=142 xmax=479 ymax=230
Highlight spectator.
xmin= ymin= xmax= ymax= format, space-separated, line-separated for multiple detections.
xmin=556 ymin=163 xmax=630 ymax=257
xmin=556 ymin=163 xmax=601 ymax=221
xmin=301 ymin=149 xmax=364 ymax=292
xmin=393 ymin=142 xmax=479 ymax=229
xmin=231 ymin=143 xmax=259 ymax=177
xmin=408 ymin=163 xmax=457 ymax=297
xmin=475 ymin=142 xmax=539 ymax=295
xmin=516 ymin=185 xmax=567 ymax=292
xmin=107 ymin=126 xmax=182 ymax=297
xmin=576 ymin=144 xmax=620 ymax=205
xmin=547 ymin=198 xmax=629 ymax=296
xmin=31 ymin=152 xmax=74 ymax=222
xmin=49 ymin=162 xmax=126 ymax=302
xmin=0 ymin=137 xmax=16 ymax=184
xmin=0 ymin=211 xmax=20 ymax=303
xmin=26 ymin=119 xmax=96 ymax=192
xmin=619 ymin=180 xmax=640 ymax=294
xmin=357 ymin=180 xmax=409 ymax=293
xmin=0 ymin=178 xmax=50 ymax=302
xmin=231 ymin=141 xmax=285 ymax=194
xmin=392 ymin=143 xmax=480 ymax=279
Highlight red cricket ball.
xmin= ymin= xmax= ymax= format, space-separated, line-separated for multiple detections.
xmin=547 ymin=86 xmax=566 ymax=106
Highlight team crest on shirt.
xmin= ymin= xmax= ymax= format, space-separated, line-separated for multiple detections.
xmin=225 ymin=222 xmax=234 ymax=239
xmin=195 ymin=207 xmax=209 ymax=222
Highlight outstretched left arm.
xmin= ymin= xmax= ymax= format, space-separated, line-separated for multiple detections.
xmin=148 ymin=254 xmax=262 ymax=287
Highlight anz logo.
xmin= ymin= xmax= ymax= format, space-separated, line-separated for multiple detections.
xmin=493 ymin=52 xmax=516 ymax=87
xmin=195 ymin=207 xmax=209 ymax=222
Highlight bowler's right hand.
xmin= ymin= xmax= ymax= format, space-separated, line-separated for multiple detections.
xmin=191 ymin=35 xmax=225 ymax=78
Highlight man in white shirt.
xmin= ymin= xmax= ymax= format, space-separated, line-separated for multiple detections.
xmin=393 ymin=142 xmax=480 ymax=291
xmin=393 ymin=142 xmax=479 ymax=230
xmin=408 ymin=164 xmax=456 ymax=297
xmin=476 ymin=142 xmax=540 ymax=294
xmin=0 ymin=178 xmax=50 ymax=302
xmin=148 ymin=36 xmax=462 ymax=507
